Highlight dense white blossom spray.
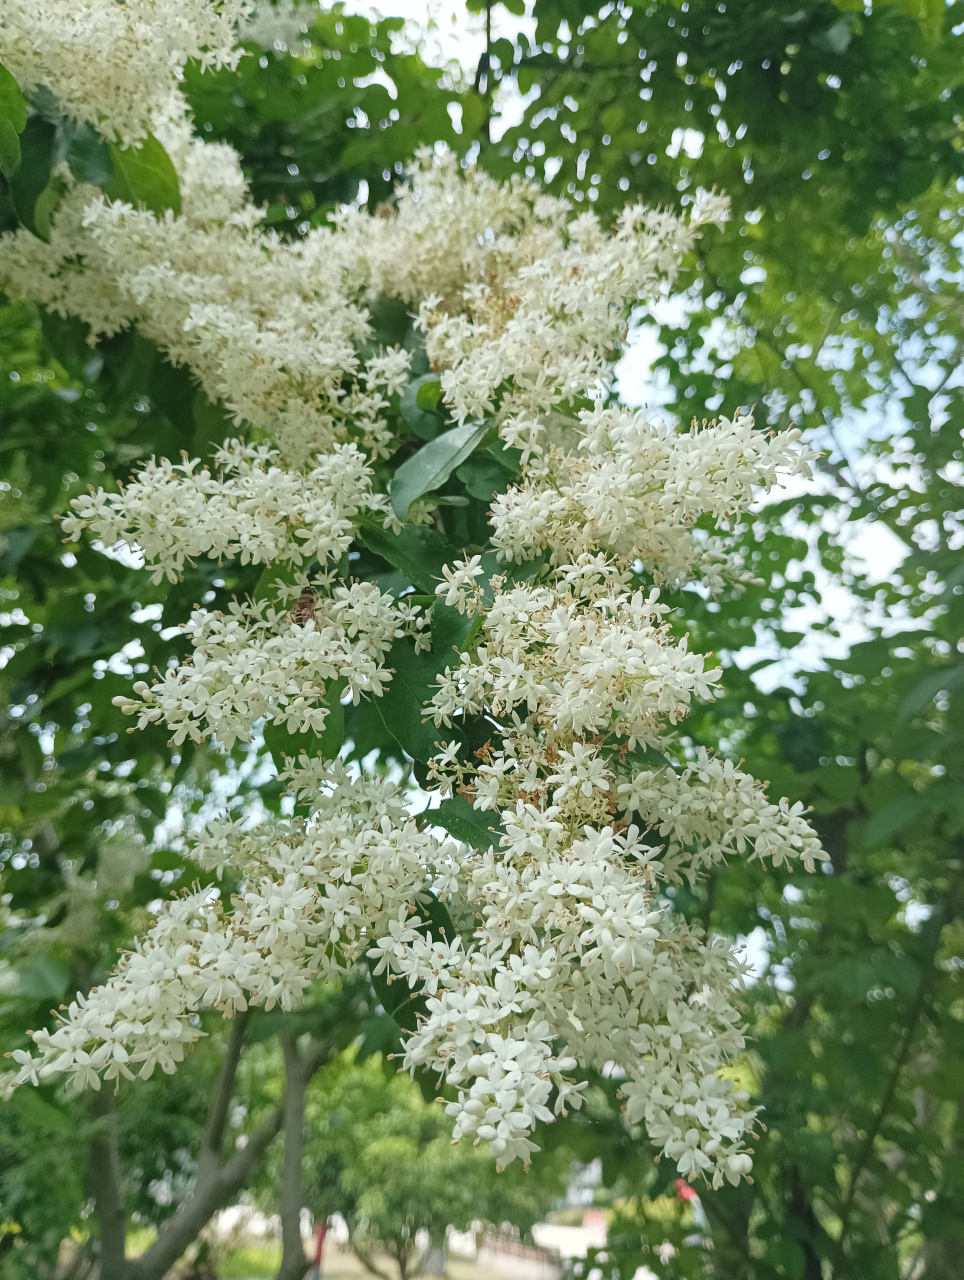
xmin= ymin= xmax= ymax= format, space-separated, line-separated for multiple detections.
xmin=1 ymin=0 xmax=823 ymax=1188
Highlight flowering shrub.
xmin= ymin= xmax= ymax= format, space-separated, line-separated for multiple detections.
xmin=1 ymin=0 xmax=822 ymax=1187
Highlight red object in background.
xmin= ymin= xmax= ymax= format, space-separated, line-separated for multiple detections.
xmin=307 ymin=1222 xmax=328 ymax=1280
xmin=314 ymin=1222 xmax=327 ymax=1267
xmin=675 ymin=1179 xmax=697 ymax=1201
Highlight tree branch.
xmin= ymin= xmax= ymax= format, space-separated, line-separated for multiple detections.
xmin=128 ymin=1104 xmax=284 ymax=1280
xmin=197 ymin=1011 xmax=249 ymax=1184
xmin=88 ymin=1090 xmax=127 ymax=1280
xmin=353 ymin=1244 xmax=394 ymax=1280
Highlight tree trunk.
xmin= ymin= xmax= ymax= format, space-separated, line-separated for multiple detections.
xmin=88 ymin=1090 xmax=127 ymax=1280
xmin=272 ymin=1033 xmax=337 ymax=1280
xmin=276 ymin=1030 xmax=310 ymax=1280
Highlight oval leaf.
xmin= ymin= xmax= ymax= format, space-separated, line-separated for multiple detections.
xmin=400 ymin=373 xmax=444 ymax=440
xmin=432 ymin=794 xmax=502 ymax=849
xmin=105 ymin=132 xmax=181 ymax=217
xmin=390 ymin=420 xmax=490 ymax=519
xmin=7 ymin=116 xmax=56 ymax=237
xmin=0 ymin=62 xmax=26 ymax=134
xmin=65 ymin=120 xmax=114 ymax=187
xmin=0 ymin=114 xmax=21 ymax=178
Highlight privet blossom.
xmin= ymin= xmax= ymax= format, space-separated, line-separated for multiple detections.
xmin=3 ymin=0 xmax=823 ymax=1186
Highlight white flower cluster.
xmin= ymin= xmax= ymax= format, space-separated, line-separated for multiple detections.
xmin=1 ymin=0 xmax=824 ymax=1188
xmin=432 ymin=557 xmax=719 ymax=741
xmin=111 ymin=581 xmax=409 ymax=749
xmin=63 ymin=439 xmax=391 ymax=583
xmin=490 ymin=403 xmax=818 ymax=589
xmin=0 ymin=145 xmax=723 ymax=469
xmin=0 ymin=0 xmax=249 ymax=146
xmin=332 ymin=153 xmax=729 ymax=429
xmin=12 ymin=764 xmax=456 ymax=1088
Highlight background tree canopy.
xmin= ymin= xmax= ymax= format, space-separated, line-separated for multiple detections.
xmin=1 ymin=2 xmax=962 ymax=1279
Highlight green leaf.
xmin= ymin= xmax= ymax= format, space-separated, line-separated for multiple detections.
xmin=149 ymin=354 xmax=196 ymax=430
xmin=0 ymin=115 xmax=21 ymax=178
xmin=0 ymin=62 xmax=27 ymax=134
xmin=430 ymin=598 xmax=479 ymax=660
xmin=41 ymin=669 xmax=93 ymax=712
xmin=367 ymin=961 xmax=425 ymax=1032
xmin=366 ymin=894 xmax=455 ymax=1033
xmin=39 ymin=308 xmax=93 ymax=376
xmin=415 ymin=378 xmax=443 ymax=412
xmin=32 ymin=174 xmax=67 ymax=241
xmin=476 ymin=549 xmax=547 ymax=605
xmin=105 ymin=132 xmax=181 ymax=217
xmin=252 ymin=560 xmax=305 ymax=606
xmin=192 ymin=389 xmax=234 ymax=460
xmin=899 ymin=666 xmax=964 ymax=719
xmin=0 ymin=526 xmax=38 ymax=576
xmin=432 ymin=794 xmax=502 ymax=848
xmin=862 ymin=795 xmax=926 ymax=850
xmin=486 ymin=439 xmax=523 ymax=475
xmin=620 ymin=742 xmax=671 ymax=771
xmin=10 ymin=1089 xmax=73 ymax=1134
xmin=64 ymin=120 xmax=114 ymax=187
xmin=17 ymin=956 xmax=71 ymax=999
xmin=456 ymin=456 xmax=511 ymax=502
xmin=400 ymin=373 xmax=445 ymax=441
xmin=359 ymin=524 xmax=461 ymax=594
xmin=390 ymin=420 xmax=490 ymax=519
xmin=373 ymin=639 xmax=449 ymax=762
xmin=413 ymin=890 xmax=456 ymax=940
xmin=7 ymin=116 xmax=56 ymax=237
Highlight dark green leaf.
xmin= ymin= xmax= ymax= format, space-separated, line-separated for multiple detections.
xmin=0 ymin=62 xmax=27 ymax=134
xmin=32 ymin=174 xmax=67 ymax=241
xmin=430 ymin=598 xmax=479 ymax=660
xmin=7 ymin=116 xmax=56 ymax=237
xmin=263 ymin=678 xmax=346 ymax=763
xmin=456 ymin=456 xmax=511 ymax=502
xmin=390 ymin=421 xmax=490 ymax=519
xmin=149 ymin=354 xmax=196 ymax=429
xmin=400 ymin=373 xmax=445 ymax=441
xmin=64 ymin=120 xmax=114 ymax=187
xmin=366 ymin=954 xmax=425 ymax=1032
xmin=431 ymin=794 xmax=502 ymax=849
xmin=192 ymin=389 xmax=235 ymax=459
xmin=359 ymin=524 xmax=461 ymax=594
xmin=373 ymin=639 xmax=449 ymax=762
xmin=0 ymin=114 xmax=21 ymax=178
xmin=413 ymin=890 xmax=456 ymax=940
xmin=252 ymin=560 xmax=305 ymax=606
xmin=105 ymin=132 xmax=182 ymax=217
xmin=0 ymin=527 xmax=38 ymax=576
